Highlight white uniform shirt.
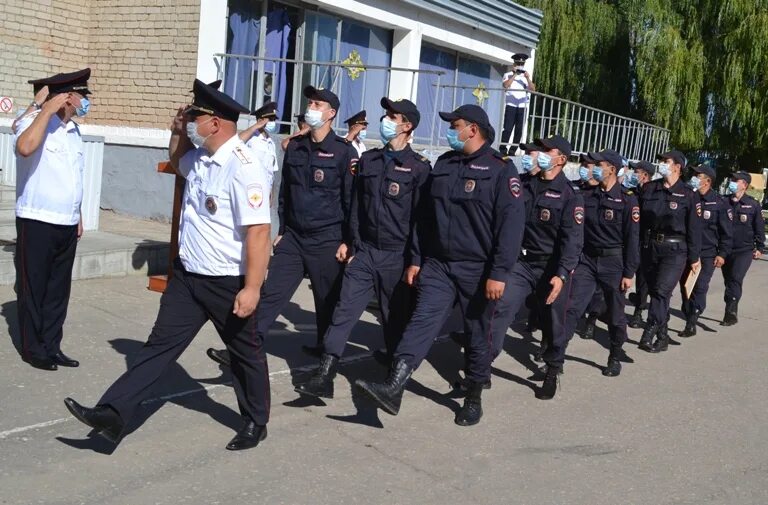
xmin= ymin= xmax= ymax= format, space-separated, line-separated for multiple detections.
xmin=245 ymin=132 xmax=278 ymax=186
xmin=14 ymin=111 xmax=84 ymax=226
xmin=177 ymin=135 xmax=272 ymax=276
xmin=351 ymin=137 xmax=367 ymax=158
xmin=503 ymin=71 xmax=531 ymax=108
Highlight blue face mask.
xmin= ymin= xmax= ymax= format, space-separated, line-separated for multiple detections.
xmin=75 ymin=97 xmax=90 ymax=117
xmin=446 ymin=126 xmax=467 ymax=151
xmin=592 ymin=166 xmax=606 ymax=182
xmin=357 ymin=129 xmax=367 ymax=140
xmin=658 ymin=163 xmax=671 ymax=177
xmin=728 ymin=181 xmax=738 ymax=194
xmin=380 ymin=117 xmax=400 ymax=142
xmin=578 ymin=166 xmax=591 ymax=181
xmin=264 ymin=121 xmax=277 ymax=133
xmin=537 ymin=152 xmax=553 ymax=171
xmin=521 ymin=154 xmax=534 ymax=173
xmin=688 ymin=177 xmax=701 ymax=191
xmin=622 ymin=172 xmax=639 ymax=189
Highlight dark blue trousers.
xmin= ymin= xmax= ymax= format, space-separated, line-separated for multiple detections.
xmin=99 ymin=260 xmax=270 ymax=425
xmin=489 ymin=260 xmax=572 ymax=368
xmin=679 ymin=255 xmax=716 ymax=314
xmin=566 ymin=254 xmax=627 ymax=352
xmin=323 ymin=243 xmax=414 ymax=358
xmin=255 ymin=229 xmax=344 ymax=345
xmin=723 ymin=250 xmax=754 ymax=303
xmin=395 ymin=258 xmax=494 ymax=383
xmin=642 ymin=244 xmax=687 ymax=325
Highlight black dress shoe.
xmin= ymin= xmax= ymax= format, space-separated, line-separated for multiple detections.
xmin=51 ymin=351 xmax=79 ymax=367
xmin=206 ymin=348 xmax=231 ymax=367
xmin=64 ymin=398 xmax=124 ymax=443
xmin=25 ymin=356 xmax=58 ymax=371
xmin=226 ymin=421 xmax=267 ymax=451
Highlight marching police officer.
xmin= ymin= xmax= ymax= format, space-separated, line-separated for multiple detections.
xmin=482 ymin=134 xmax=583 ymax=400
xmin=518 ymin=141 xmax=541 ymax=181
xmin=637 ymin=150 xmax=702 ymax=352
xmin=14 ymin=68 xmax=92 ymax=371
xmin=576 ymin=152 xmax=599 ymax=191
xmin=721 ymin=171 xmax=765 ymax=326
xmin=207 ymin=86 xmax=358 ymax=366
xmin=64 ymin=80 xmax=273 ymax=450
xmin=344 ymin=110 xmax=368 ymax=157
xmin=562 ymin=149 xmax=639 ymax=376
xmin=627 ymin=160 xmax=656 ymax=328
xmin=355 ymin=104 xmax=524 ymax=426
xmin=677 ymin=164 xmax=732 ymax=336
xmin=294 ymin=98 xmax=430 ymax=399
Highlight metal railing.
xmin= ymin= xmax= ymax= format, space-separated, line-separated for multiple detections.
xmin=435 ymin=84 xmax=670 ymax=161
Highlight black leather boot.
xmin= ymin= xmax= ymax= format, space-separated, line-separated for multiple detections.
xmin=628 ymin=307 xmax=645 ymax=328
xmin=64 ymin=398 xmax=125 ymax=443
xmin=537 ymin=365 xmax=560 ymax=400
xmin=454 ymin=381 xmax=484 ymax=426
xmin=638 ymin=322 xmax=658 ymax=352
xmin=580 ymin=313 xmax=597 ymax=339
xmin=650 ymin=323 xmax=669 ymax=353
xmin=602 ymin=350 xmax=622 ymax=377
xmin=355 ymin=359 xmax=413 ymax=415
xmin=294 ymin=354 xmax=339 ymax=399
xmin=679 ymin=309 xmax=699 ymax=337
xmin=721 ymin=300 xmax=738 ymax=326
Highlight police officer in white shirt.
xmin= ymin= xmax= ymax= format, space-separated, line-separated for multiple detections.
xmin=240 ymin=102 xmax=280 ymax=204
xmin=14 ymin=68 xmax=91 ymax=371
xmin=501 ymin=53 xmax=535 ymax=155
xmin=64 ymin=79 xmax=273 ymax=451
xmin=344 ymin=110 xmax=368 ymax=157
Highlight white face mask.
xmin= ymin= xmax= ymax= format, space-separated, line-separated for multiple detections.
xmin=304 ymin=109 xmax=325 ymax=130
xmin=186 ymin=117 xmax=213 ymax=147
xmin=265 ymin=121 xmax=277 ymax=133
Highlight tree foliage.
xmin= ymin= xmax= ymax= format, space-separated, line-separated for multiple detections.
xmin=518 ymin=0 xmax=768 ymax=171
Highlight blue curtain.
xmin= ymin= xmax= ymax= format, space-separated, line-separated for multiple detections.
xmin=416 ymin=44 xmax=457 ymax=146
xmin=224 ymin=1 xmax=260 ymax=107
xmin=264 ymin=8 xmax=292 ymax=121
xmin=305 ymin=12 xmax=337 ymax=90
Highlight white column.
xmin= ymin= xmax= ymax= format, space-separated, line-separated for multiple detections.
xmin=196 ymin=0 xmax=229 ymax=82
xmin=388 ymin=27 xmax=422 ymax=101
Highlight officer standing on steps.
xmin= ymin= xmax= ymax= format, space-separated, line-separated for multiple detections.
xmin=677 ymin=164 xmax=732 ymax=337
xmin=355 ymin=105 xmax=524 ymax=427
xmin=561 ymin=149 xmax=639 ymax=377
xmin=14 ymin=68 xmax=91 ymax=371
xmin=480 ymin=134 xmax=583 ymax=400
xmin=721 ymin=171 xmax=765 ymax=326
xmin=637 ymin=150 xmax=702 ymax=353
xmin=64 ymin=80 xmax=273 ymax=450
xmin=206 ymin=86 xmax=358 ymax=367
xmin=294 ymin=98 xmax=430 ymax=400
xmin=627 ymin=160 xmax=656 ymax=328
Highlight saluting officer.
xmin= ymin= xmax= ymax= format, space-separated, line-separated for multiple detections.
xmin=484 ymin=134 xmax=584 ymax=400
xmin=64 ymin=80 xmax=273 ymax=450
xmin=637 ymin=150 xmax=702 ymax=353
xmin=240 ymin=101 xmax=279 ymax=186
xmin=355 ymin=105 xmax=524 ymax=426
xmin=721 ymin=171 xmax=765 ymax=326
xmin=294 ymin=98 xmax=429 ymax=399
xmin=14 ymin=68 xmax=92 ymax=371
xmin=562 ymin=149 xmax=639 ymax=376
xmin=627 ymin=160 xmax=656 ymax=328
xmin=677 ymin=164 xmax=732 ymax=337
xmin=344 ymin=110 xmax=368 ymax=157
xmin=206 ymin=86 xmax=358 ymax=366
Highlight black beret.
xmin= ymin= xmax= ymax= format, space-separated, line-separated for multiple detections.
xmin=252 ymin=101 xmax=278 ymax=119
xmin=381 ymin=97 xmax=421 ymax=128
xmin=184 ymin=79 xmax=249 ymax=122
xmin=29 ymin=68 xmax=91 ymax=95
xmin=304 ymin=85 xmax=340 ymax=110
xmin=535 ymin=134 xmax=572 ymax=157
xmin=344 ymin=110 xmax=368 ymax=125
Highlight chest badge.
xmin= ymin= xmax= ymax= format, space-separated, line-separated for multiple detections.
xmin=540 ymin=208 xmax=551 ymax=222
xmin=388 ymin=182 xmax=400 ymax=197
xmin=464 ymin=179 xmax=476 ymax=193
xmin=314 ymin=169 xmax=325 ymax=183
xmin=632 ymin=206 xmax=640 ymax=223
xmin=740 ymin=213 xmax=748 ymax=223
xmin=205 ymin=196 xmax=218 ymax=214
xmin=703 ymin=210 xmax=711 ymax=220
xmin=604 ymin=209 xmax=614 ymax=221
xmin=669 ymin=201 xmax=678 ymax=210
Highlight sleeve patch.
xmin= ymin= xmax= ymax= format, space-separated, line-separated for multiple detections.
xmin=727 ymin=208 xmax=733 ymax=221
xmin=696 ymin=202 xmax=702 ymax=216
xmin=574 ymin=206 xmax=585 ymax=225
xmin=247 ymin=183 xmax=264 ymax=208
xmin=350 ymin=158 xmax=359 ymax=175
xmin=631 ymin=206 xmax=640 ymax=223
xmin=509 ymin=177 xmax=521 ymax=197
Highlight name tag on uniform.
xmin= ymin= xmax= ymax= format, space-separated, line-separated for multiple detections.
xmin=394 ymin=166 xmax=412 ymax=172
xmin=672 ymin=192 xmax=684 ymax=197
xmin=470 ymin=164 xmax=489 ymax=170
xmin=544 ymin=191 xmax=561 ymax=199
xmin=317 ymin=152 xmax=335 ymax=158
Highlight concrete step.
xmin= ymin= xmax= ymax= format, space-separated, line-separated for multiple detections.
xmin=0 ymin=230 xmax=169 ymax=285
xmin=0 ymin=185 xmax=14 ymax=203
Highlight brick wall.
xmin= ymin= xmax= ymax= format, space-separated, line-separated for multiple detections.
xmin=0 ymin=0 xmax=200 ymax=129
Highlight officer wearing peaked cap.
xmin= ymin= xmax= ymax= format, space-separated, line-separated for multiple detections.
xmin=239 ymin=101 xmax=279 ymax=192
xmin=14 ymin=68 xmax=92 ymax=371
xmin=637 ymin=150 xmax=702 ymax=353
xmin=626 ymin=159 xmax=656 ymax=328
xmin=355 ymin=104 xmax=525 ymax=426
xmin=294 ymin=98 xmax=430 ymax=400
xmin=64 ymin=79 xmax=274 ymax=451
xmin=344 ymin=110 xmax=368 ymax=157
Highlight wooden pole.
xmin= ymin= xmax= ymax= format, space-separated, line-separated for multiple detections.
xmin=148 ymin=161 xmax=184 ymax=293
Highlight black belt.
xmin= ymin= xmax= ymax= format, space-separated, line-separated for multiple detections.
xmin=584 ymin=246 xmax=622 ymax=257
xmin=520 ymin=251 xmax=551 ymax=264
xmin=650 ymin=233 xmax=685 ymax=244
